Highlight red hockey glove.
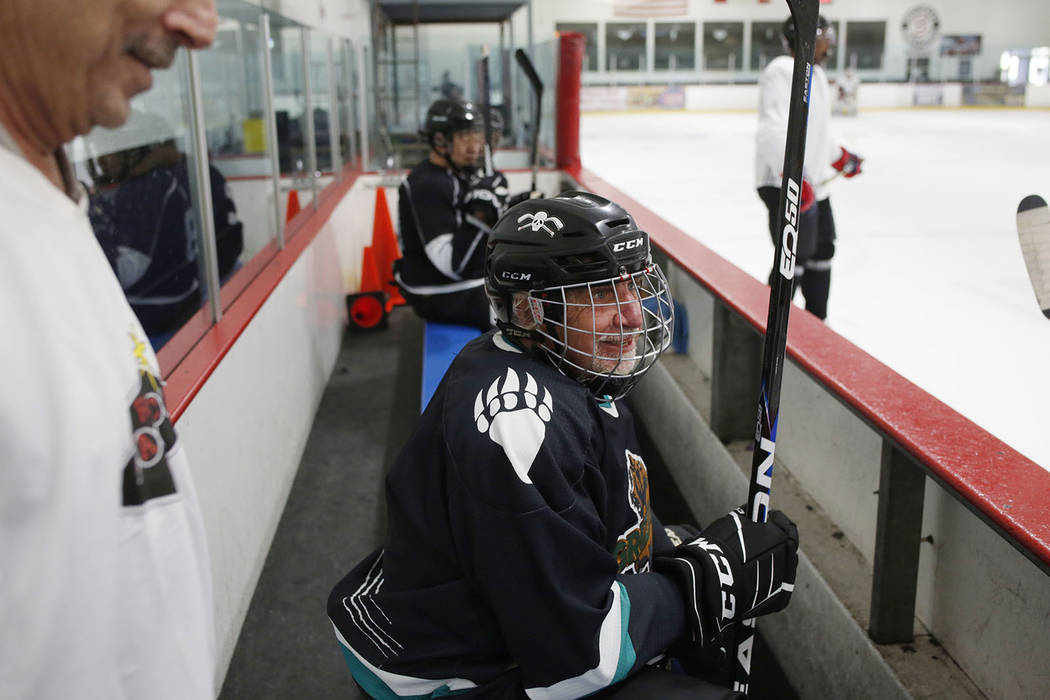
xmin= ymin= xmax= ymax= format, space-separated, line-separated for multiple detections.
xmin=831 ymin=147 xmax=863 ymax=178
xmin=800 ymin=178 xmax=816 ymax=214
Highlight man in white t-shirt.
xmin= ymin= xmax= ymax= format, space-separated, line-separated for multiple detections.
xmin=0 ymin=2 xmax=218 ymax=698
xmin=754 ymin=15 xmax=863 ymax=320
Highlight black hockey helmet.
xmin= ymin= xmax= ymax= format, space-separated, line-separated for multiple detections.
xmin=485 ymin=190 xmax=675 ymax=401
xmin=420 ymin=98 xmax=484 ymax=145
xmin=782 ymin=14 xmax=835 ymax=53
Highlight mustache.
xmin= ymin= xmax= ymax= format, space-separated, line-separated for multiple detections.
xmin=127 ymin=34 xmax=180 ymax=70
xmin=595 ymin=331 xmax=641 ymax=344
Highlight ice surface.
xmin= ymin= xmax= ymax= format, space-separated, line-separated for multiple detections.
xmin=581 ymin=108 xmax=1050 ymax=470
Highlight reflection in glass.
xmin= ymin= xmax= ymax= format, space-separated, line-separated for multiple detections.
xmin=825 ymin=21 xmax=842 ymax=72
xmin=198 ymin=0 xmax=277 ymax=263
xmin=336 ymin=40 xmax=358 ymax=169
xmin=655 ymin=23 xmax=695 ymax=71
xmin=703 ymin=22 xmax=744 ymax=71
xmin=310 ymin=33 xmax=334 ymax=173
xmin=607 ymin=23 xmax=646 ymax=71
xmin=751 ymin=21 xmax=786 ymax=71
xmin=271 ymin=22 xmax=308 ymax=176
xmin=846 ymin=21 xmax=886 ymax=70
xmin=70 ymin=55 xmax=231 ymax=351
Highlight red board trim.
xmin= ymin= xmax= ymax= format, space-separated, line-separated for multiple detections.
xmin=159 ymin=168 xmax=361 ymax=421
xmin=569 ymin=165 xmax=1050 ymax=570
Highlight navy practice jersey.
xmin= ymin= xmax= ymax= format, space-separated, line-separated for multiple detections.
xmin=89 ymin=161 xmax=242 ymax=336
xmin=328 ymin=331 xmax=687 ymax=699
xmin=395 ymin=160 xmax=507 ymax=295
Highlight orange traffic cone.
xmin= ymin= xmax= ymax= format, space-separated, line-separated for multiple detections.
xmin=371 ymin=187 xmax=405 ymax=312
xmin=286 ymin=189 xmax=301 ymax=224
xmin=346 ymin=246 xmax=388 ymax=330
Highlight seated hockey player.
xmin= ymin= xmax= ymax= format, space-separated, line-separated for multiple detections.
xmin=393 ymin=98 xmax=511 ymax=330
xmin=328 ymin=191 xmax=799 ymax=699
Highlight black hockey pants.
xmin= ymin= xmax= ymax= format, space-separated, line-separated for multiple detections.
xmin=399 ymin=285 xmax=493 ymax=331
xmin=758 ymin=186 xmax=836 ymax=320
xmin=359 ymin=666 xmax=744 ymax=699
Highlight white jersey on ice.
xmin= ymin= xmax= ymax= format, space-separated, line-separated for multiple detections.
xmin=755 ymin=55 xmax=837 ymax=200
xmin=0 ymin=145 xmax=215 ymax=699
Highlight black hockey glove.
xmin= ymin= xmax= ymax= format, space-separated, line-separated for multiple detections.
xmin=655 ymin=508 xmax=798 ymax=653
xmin=662 ymin=523 xmax=700 ymax=547
xmin=463 ymin=172 xmax=509 ymax=227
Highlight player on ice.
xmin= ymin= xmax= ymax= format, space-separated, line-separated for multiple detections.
xmin=329 ymin=191 xmax=799 ymax=698
xmin=755 ymin=14 xmax=864 ymax=320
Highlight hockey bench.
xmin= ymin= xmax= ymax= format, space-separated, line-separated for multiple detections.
xmin=421 ymin=322 xmax=481 ymax=412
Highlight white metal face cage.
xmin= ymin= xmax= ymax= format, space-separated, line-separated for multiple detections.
xmin=522 ymin=263 xmax=675 ymax=401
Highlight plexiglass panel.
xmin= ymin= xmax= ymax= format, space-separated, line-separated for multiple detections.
xmin=70 ymin=53 xmax=209 ymax=353
xmin=198 ymin=0 xmax=276 ymax=267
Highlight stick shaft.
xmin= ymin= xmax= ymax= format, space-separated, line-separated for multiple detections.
xmin=514 ymin=48 xmax=543 ymax=192
xmin=726 ymin=0 xmax=819 ymax=693
xmin=480 ymin=48 xmax=494 ymax=176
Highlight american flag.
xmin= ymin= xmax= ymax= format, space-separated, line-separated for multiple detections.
xmin=613 ymin=0 xmax=688 ymax=18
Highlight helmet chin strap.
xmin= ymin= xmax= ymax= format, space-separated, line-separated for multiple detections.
xmin=432 ymin=133 xmax=478 ymax=178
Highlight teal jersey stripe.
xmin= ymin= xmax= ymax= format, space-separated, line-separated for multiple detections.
xmin=337 ymin=643 xmax=471 ymax=700
xmin=611 ymin=580 xmax=637 ymax=685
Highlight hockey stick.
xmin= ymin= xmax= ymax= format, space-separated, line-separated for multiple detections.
xmin=514 ymin=48 xmax=543 ymax=193
xmin=820 ymin=169 xmax=842 ymax=187
xmin=479 ymin=47 xmax=494 ymax=177
xmin=724 ymin=0 xmax=819 ymax=694
xmin=1016 ymin=194 xmax=1050 ymax=319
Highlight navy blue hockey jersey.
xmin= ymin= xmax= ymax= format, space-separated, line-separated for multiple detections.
xmin=395 ymin=160 xmax=507 ymax=294
xmin=328 ymin=331 xmax=687 ymax=699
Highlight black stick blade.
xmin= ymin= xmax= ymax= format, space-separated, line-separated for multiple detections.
xmin=514 ymin=48 xmax=544 ymax=96
xmin=1016 ymin=194 xmax=1050 ymax=319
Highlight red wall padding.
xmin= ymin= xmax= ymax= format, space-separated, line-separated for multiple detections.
xmin=556 ymin=32 xmax=584 ymax=170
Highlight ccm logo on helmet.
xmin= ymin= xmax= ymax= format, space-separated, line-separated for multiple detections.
xmin=612 ymin=237 xmax=644 ymax=253
xmin=779 ymin=178 xmax=801 ymax=280
xmin=501 ymin=271 xmax=532 ymax=281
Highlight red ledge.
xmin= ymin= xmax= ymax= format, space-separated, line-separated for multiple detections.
xmin=570 ymin=165 xmax=1050 ymax=570
xmin=160 ymin=167 xmax=362 ymax=422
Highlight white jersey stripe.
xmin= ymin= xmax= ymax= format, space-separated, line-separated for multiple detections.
xmin=332 ymin=623 xmax=478 ymax=697
xmin=358 ymin=572 xmax=402 ymax=650
xmin=525 ymin=582 xmax=635 ymax=699
xmin=343 ymin=554 xmax=401 ymax=656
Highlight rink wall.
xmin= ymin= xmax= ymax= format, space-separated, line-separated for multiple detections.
xmin=164 ymin=168 xmax=378 ymax=688
xmin=580 ymin=82 xmax=1050 ymax=111
xmin=569 ymin=166 xmax=1050 ymax=699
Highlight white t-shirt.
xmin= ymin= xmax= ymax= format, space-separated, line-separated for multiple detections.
xmin=0 ymin=145 xmax=215 ymax=699
xmin=754 ymin=55 xmax=837 ymax=200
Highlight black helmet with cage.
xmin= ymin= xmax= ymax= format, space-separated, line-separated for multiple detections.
xmin=420 ymin=98 xmax=484 ymax=148
xmin=485 ymin=191 xmax=675 ymax=401
xmin=782 ymin=14 xmax=835 ymax=52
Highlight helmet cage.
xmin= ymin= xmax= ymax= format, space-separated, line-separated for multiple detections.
xmin=514 ymin=263 xmax=674 ymax=401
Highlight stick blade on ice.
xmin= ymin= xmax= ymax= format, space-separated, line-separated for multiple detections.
xmin=1016 ymin=194 xmax=1050 ymax=319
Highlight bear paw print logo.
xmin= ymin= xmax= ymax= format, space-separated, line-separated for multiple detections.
xmin=474 ymin=368 xmax=553 ymax=484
